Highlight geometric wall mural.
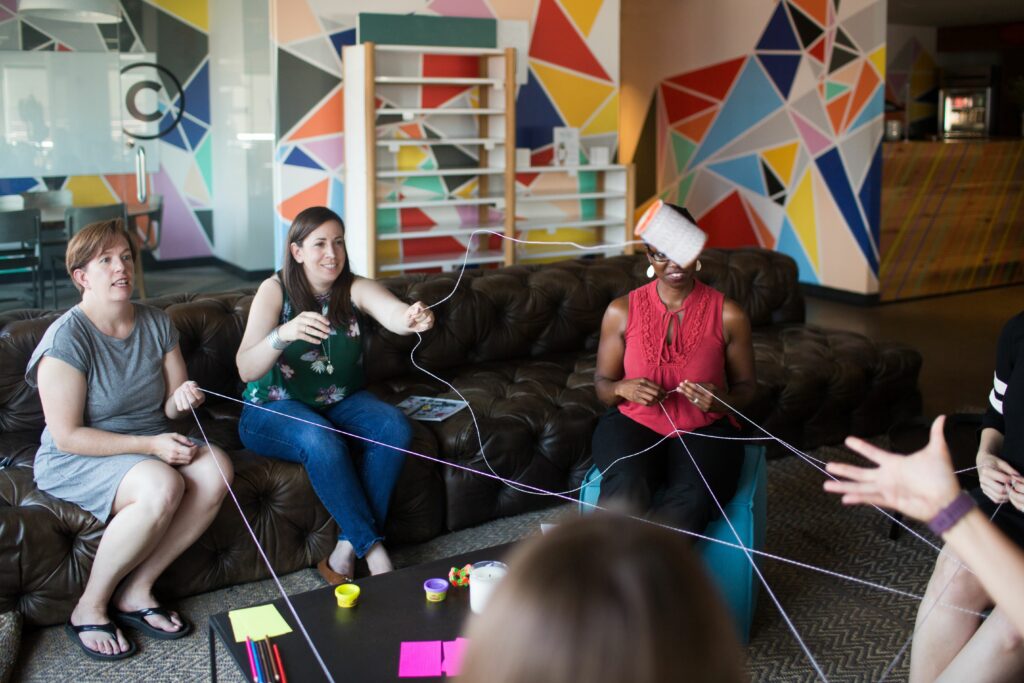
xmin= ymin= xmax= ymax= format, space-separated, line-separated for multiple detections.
xmin=885 ymin=29 xmax=938 ymax=139
xmin=0 ymin=0 xmax=214 ymax=261
xmin=652 ymin=0 xmax=884 ymax=292
xmin=272 ymin=0 xmax=620 ymax=268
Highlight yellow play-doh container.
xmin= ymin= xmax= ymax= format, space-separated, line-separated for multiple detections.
xmin=335 ymin=582 xmax=360 ymax=608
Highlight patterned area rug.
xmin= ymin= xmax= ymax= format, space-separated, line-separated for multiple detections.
xmin=14 ymin=442 xmax=945 ymax=682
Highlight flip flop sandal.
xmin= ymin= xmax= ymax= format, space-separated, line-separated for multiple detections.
xmin=112 ymin=606 xmax=193 ymax=640
xmin=64 ymin=621 xmax=137 ymax=660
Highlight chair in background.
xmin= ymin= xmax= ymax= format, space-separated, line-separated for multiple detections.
xmin=130 ymin=194 xmax=163 ymax=298
xmin=0 ymin=195 xmax=25 ymax=212
xmin=21 ymin=189 xmax=72 ymax=223
xmin=0 ymin=209 xmax=43 ymax=308
xmin=48 ymin=203 xmax=127 ymax=308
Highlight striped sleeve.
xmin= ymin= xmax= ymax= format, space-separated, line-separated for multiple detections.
xmin=982 ymin=313 xmax=1021 ymax=434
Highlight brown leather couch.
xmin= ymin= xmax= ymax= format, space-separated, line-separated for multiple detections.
xmin=0 ymin=250 xmax=921 ymax=626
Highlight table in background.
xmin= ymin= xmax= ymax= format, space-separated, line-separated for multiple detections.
xmin=208 ymin=544 xmax=512 ymax=683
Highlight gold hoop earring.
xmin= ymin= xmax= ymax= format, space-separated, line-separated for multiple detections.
xmin=646 ymin=265 xmax=655 ymax=278
xmin=695 ymin=259 xmax=702 ymax=272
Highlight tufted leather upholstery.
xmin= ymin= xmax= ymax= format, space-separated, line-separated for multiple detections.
xmin=0 ymin=249 xmax=920 ymax=626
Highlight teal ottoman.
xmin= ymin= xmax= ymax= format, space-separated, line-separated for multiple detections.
xmin=578 ymin=444 xmax=767 ymax=643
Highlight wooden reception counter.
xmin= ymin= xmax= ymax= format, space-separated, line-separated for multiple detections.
xmin=880 ymin=138 xmax=1024 ymax=301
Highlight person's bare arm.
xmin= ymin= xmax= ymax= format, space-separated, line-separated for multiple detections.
xmin=593 ymin=296 xmax=664 ymax=407
xmin=824 ymin=416 xmax=1024 ymax=637
xmin=38 ymin=356 xmax=195 ymax=465
xmin=235 ymin=277 xmax=331 ymax=382
xmin=350 ymin=277 xmax=433 ymax=335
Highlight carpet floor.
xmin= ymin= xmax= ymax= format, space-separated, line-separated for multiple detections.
xmin=13 ymin=441 xmax=946 ymax=682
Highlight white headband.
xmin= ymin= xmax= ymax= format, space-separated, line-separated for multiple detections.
xmin=634 ymin=200 xmax=707 ymax=266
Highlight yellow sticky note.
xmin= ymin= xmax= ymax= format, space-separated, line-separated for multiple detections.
xmin=228 ymin=604 xmax=293 ymax=643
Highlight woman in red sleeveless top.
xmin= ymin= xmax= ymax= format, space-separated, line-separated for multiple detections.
xmin=591 ymin=206 xmax=756 ymax=532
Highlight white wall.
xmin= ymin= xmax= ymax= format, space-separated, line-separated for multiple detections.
xmin=209 ymin=0 xmax=276 ymax=271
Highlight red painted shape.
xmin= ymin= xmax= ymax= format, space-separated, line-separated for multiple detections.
xmin=673 ymin=109 xmax=717 ymax=143
xmin=808 ymin=36 xmax=825 ymax=62
xmin=698 ymin=192 xmax=759 ymax=249
xmin=423 ymin=54 xmax=480 ymax=108
xmin=826 ymin=91 xmax=850 ymax=134
xmin=846 ymin=62 xmax=880 ymax=130
xmin=660 ymin=84 xmax=716 ymax=124
xmin=403 ymin=236 xmax=466 ymax=258
xmin=516 ymin=147 xmax=554 ymax=186
xmin=529 ymin=0 xmax=611 ymax=82
xmin=790 ymin=0 xmax=827 ymax=26
xmin=665 ymin=57 xmax=746 ymax=101
xmin=400 ymin=207 xmax=437 ymax=231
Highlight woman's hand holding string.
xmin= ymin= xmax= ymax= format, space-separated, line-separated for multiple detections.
xmin=280 ymin=311 xmax=331 ymax=344
xmin=172 ymin=380 xmax=205 ymax=413
xmin=614 ymin=378 xmax=665 ymax=406
xmin=677 ymin=380 xmax=721 ymax=412
xmin=149 ymin=433 xmax=198 ymax=466
xmin=978 ymin=451 xmax=1019 ymax=506
xmin=823 ymin=416 xmax=960 ymax=523
xmin=405 ymin=301 xmax=434 ymax=333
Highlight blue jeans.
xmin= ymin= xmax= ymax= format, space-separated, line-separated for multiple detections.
xmin=238 ymin=390 xmax=411 ymax=557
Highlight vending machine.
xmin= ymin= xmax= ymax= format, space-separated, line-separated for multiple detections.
xmin=938 ymin=87 xmax=993 ymax=139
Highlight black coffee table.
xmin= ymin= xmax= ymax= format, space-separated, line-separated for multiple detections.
xmin=208 ymin=543 xmax=512 ymax=682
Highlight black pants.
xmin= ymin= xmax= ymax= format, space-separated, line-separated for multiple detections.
xmin=590 ymin=408 xmax=743 ymax=533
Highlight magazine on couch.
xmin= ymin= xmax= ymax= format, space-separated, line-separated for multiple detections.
xmin=396 ymin=396 xmax=469 ymax=422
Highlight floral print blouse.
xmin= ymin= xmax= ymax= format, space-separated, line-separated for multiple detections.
xmin=245 ymin=285 xmax=364 ymax=407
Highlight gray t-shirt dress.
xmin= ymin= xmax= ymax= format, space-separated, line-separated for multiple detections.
xmin=26 ymin=304 xmax=179 ymax=522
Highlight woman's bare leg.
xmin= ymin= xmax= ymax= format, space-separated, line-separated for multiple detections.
xmin=937 ymin=607 xmax=1024 ymax=682
xmin=113 ymin=445 xmax=232 ymax=632
xmin=70 ymin=460 xmax=185 ymax=655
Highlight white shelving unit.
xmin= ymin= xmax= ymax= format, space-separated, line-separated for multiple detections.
xmin=344 ymin=42 xmax=633 ymax=276
xmin=344 ymin=42 xmax=516 ymax=276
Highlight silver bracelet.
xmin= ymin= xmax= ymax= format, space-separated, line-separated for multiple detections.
xmin=267 ymin=326 xmax=291 ymax=351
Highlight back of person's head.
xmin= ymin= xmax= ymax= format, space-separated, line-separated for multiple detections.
xmin=66 ymin=219 xmax=137 ymax=292
xmin=459 ymin=515 xmax=746 ymax=683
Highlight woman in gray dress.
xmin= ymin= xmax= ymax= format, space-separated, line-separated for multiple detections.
xmin=27 ymin=220 xmax=232 ymax=660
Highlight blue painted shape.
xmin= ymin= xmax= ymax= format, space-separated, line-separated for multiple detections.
xmin=158 ymin=111 xmax=189 ymax=151
xmin=330 ymin=177 xmax=345 ymax=221
xmin=330 ymin=29 xmax=356 ymax=56
xmin=777 ymin=217 xmax=819 ymax=284
xmin=183 ymin=61 xmax=210 ymax=125
xmin=515 ymin=68 xmax=565 ymax=149
xmin=858 ymin=143 xmax=882 ymax=247
xmin=180 ymin=116 xmax=207 ymax=150
xmin=757 ymin=53 xmax=801 ymax=99
xmin=756 ymin=2 xmax=800 ymax=51
xmin=691 ymin=59 xmax=782 ymax=168
xmin=816 ymin=148 xmax=878 ymax=274
xmin=708 ymin=155 xmax=765 ymax=195
xmin=0 ymin=177 xmax=39 ymax=195
xmin=849 ymin=85 xmax=883 ymax=133
xmin=284 ymin=146 xmax=323 ymax=170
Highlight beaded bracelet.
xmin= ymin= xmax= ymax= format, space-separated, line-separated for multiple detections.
xmin=927 ymin=491 xmax=977 ymax=536
xmin=267 ymin=326 xmax=291 ymax=351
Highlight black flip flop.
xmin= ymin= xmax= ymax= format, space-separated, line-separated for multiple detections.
xmin=64 ymin=621 xmax=137 ymax=660
xmin=112 ymin=606 xmax=193 ymax=640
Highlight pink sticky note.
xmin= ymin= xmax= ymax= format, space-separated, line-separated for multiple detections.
xmin=399 ymin=641 xmax=443 ymax=678
xmin=441 ymin=638 xmax=469 ymax=676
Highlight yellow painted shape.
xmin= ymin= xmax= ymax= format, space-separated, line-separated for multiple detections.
xmin=397 ymin=145 xmax=428 ymax=171
xmin=531 ymin=60 xmax=615 ymax=128
xmin=913 ymin=49 xmax=936 ymax=71
xmin=560 ymin=0 xmax=603 ymax=36
xmin=909 ymin=68 xmax=936 ymax=99
xmin=378 ymin=239 xmax=400 ymax=270
xmin=785 ymin=169 xmax=819 ymax=272
xmin=150 ymin=0 xmax=208 ymax=32
xmin=868 ymin=47 xmax=885 ymax=78
xmin=583 ymin=91 xmax=618 ymax=136
xmin=762 ymin=142 xmax=799 ymax=186
xmin=455 ymin=179 xmax=479 ymax=199
xmin=65 ymin=176 xmax=117 ymax=207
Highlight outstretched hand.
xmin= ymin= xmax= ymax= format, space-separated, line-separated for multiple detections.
xmin=405 ymin=301 xmax=434 ymax=333
xmin=823 ymin=416 xmax=961 ymax=523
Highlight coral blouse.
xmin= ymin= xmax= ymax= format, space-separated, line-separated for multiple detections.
xmin=618 ymin=279 xmax=729 ymax=436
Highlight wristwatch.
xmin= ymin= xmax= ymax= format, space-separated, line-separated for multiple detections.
xmin=927 ymin=491 xmax=977 ymax=536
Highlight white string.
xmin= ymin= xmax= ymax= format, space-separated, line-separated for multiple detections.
xmin=195 ymin=387 xmax=986 ymax=622
xmin=186 ymin=404 xmax=336 ymax=683
xmin=658 ymin=403 xmax=829 ymax=681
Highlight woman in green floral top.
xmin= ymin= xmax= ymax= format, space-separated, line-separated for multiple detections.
xmin=236 ymin=206 xmax=434 ymax=583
